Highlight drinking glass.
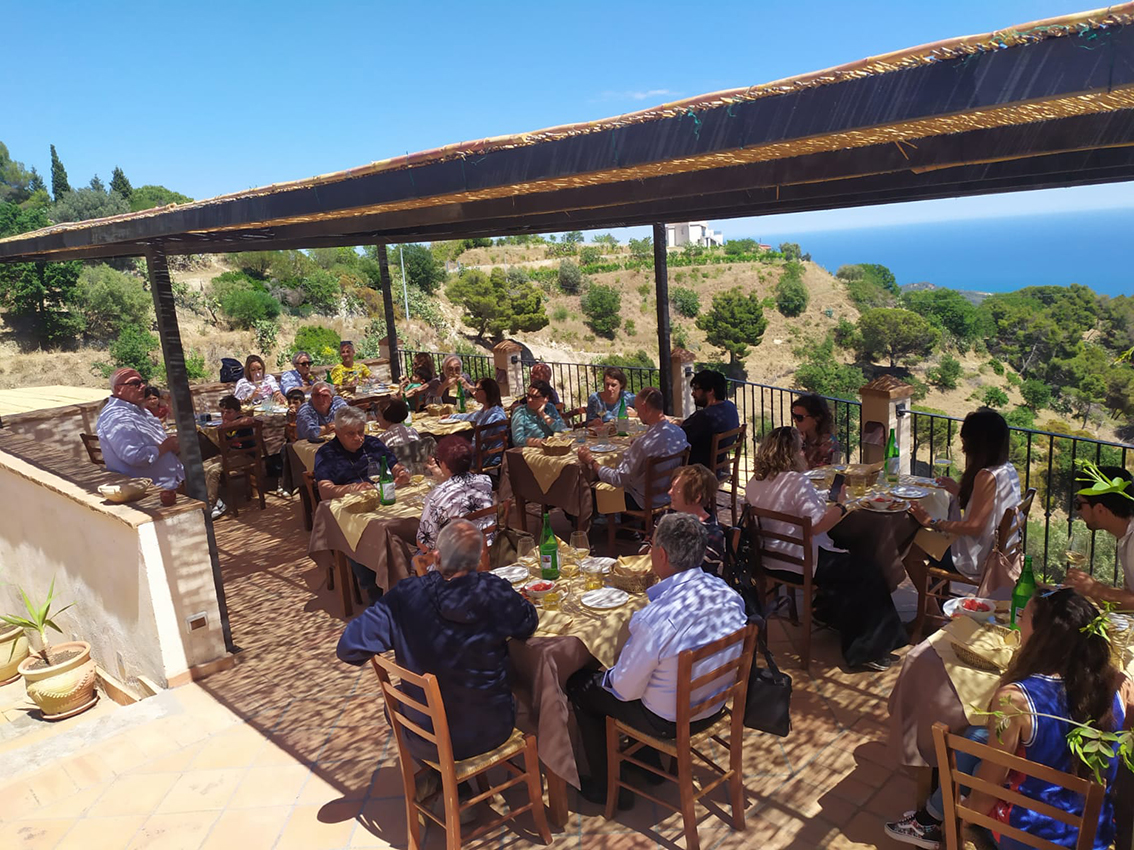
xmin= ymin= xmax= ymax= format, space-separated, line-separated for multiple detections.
xmin=366 ymin=459 xmax=381 ymax=489
xmin=1065 ymin=525 xmax=1090 ymax=570
xmin=542 ymin=589 xmax=561 ymax=611
xmin=569 ymin=531 xmax=590 ymax=561
xmin=932 ymin=447 xmax=952 ymax=478
xmin=849 ymin=472 xmax=868 ymax=499
xmin=583 ymin=563 xmax=605 ymax=591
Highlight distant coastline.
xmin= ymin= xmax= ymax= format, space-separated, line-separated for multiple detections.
xmin=749 ymin=209 xmax=1133 ymax=297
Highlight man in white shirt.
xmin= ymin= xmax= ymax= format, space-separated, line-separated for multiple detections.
xmin=567 ymin=512 xmax=747 ymax=806
xmin=578 ymin=387 xmax=689 ymax=511
xmin=1066 ymin=466 xmax=1134 ymax=610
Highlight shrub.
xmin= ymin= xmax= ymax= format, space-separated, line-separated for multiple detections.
xmin=558 ymin=260 xmax=583 ymax=294
xmin=671 ymin=286 xmax=700 ymax=318
xmin=624 ymin=319 xmax=636 ymax=336
xmin=982 ymin=386 xmax=1009 ymax=408
xmin=1021 ymin=378 xmax=1052 ymax=411
xmin=578 ymin=246 xmax=602 ymax=266
xmin=355 ymin=319 xmax=388 ymax=359
xmin=109 ymin=324 xmax=159 ymax=380
xmin=552 ymin=306 xmax=570 ymax=322
xmin=581 ymin=283 xmax=621 ymax=338
xmin=77 ymin=265 xmax=153 ymax=341
xmin=927 ymin=354 xmax=962 ymax=390
xmin=297 ymin=269 xmax=341 ymax=313
xmin=774 ymin=269 xmax=809 ymax=317
xmin=989 ymin=359 xmax=1005 ymax=376
xmin=833 ymin=317 xmax=860 ymax=350
xmin=253 ymin=319 xmax=279 ymax=353
xmin=221 ymin=288 xmax=281 ymax=329
xmin=637 ymin=282 xmax=651 ymax=298
xmin=293 ymin=324 xmax=342 ymax=365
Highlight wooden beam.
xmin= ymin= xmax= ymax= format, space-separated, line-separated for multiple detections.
xmin=653 ymin=223 xmax=673 ymax=415
xmin=145 ymin=244 xmax=234 ymax=653
xmin=376 ymin=245 xmax=401 ymax=382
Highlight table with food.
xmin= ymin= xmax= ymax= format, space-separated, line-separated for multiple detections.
xmin=308 ymin=476 xmax=436 ymax=617
xmin=497 ymin=535 xmax=654 ymax=827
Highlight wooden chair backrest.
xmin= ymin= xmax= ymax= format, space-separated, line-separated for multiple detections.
xmin=561 ymin=406 xmax=587 ymax=429
xmin=642 ymin=448 xmax=691 ymax=512
xmin=931 ymin=721 xmax=1105 ymax=850
xmin=744 ymin=504 xmax=815 ymax=578
xmin=997 ymin=487 xmax=1037 ymax=562
xmin=709 ymin=424 xmax=747 ymax=480
xmin=217 ymin=420 xmax=265 ymax=468
xmin=80 ymin=432 xmax=105 ymax=465
xmin=302 ymin=470 xmax=322 ymax=508
xmin=675 ymin=624 xmax=759 ymax=742
xmin=461 ymin=498 xmax=513 ymax=542
xmin=472 ymin=419 xmax=509 ymax=472
xmin=371 ymin=654 xmax=457 ymax=772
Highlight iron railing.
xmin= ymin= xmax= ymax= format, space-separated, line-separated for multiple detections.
xmin=905 ymin=408 xmax=1132 ymax=586
xmin=518 ymin=359 xmax=661 ymax=411
xmin=725 ymin=380 xmax=862 ymax=465
xmin=398 ymin=349 xmax=495 ymax=383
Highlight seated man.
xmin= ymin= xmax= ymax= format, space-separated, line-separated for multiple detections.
xmin=1066 ymin=465 xmax=1134 ymax=610
xmin=578 ymin=387 xmax=689 ymax=511
xmin=314 ymin=405 xmax=411 ymax=602
xmin=337 ymin=519 xmax=538 ymax=768
xmin=510 ymin=380 xmax=567 ymax=448
xmin=680 ymin=369 xmax=739 ymax=474
xmin=567 ymin=512 xmax=747 ymax=805
xmin=296 ymin=381 xmax=348 ymax=440
xmin=329 ymin=340 xmax=371 ymax=392
xmin=280 ymin=350 xmax=317 ymax=394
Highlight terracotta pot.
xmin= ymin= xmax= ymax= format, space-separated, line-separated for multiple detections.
xmin=0 ymin=625 xmax=29 ymax=685
xmin=160 ymin=489 xmax=177 ymax=506
xmin=17 ymin=640 xmax=98 ymax=719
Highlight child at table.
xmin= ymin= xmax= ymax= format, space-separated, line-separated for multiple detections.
xmin=284 ymin=388 xmax=306 ymax=443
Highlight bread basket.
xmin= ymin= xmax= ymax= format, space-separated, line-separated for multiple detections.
xmin=542 ymin=436 xmax=574 ymax=457
xmin=608 ymin=556 xmax=657 ymax=593
xmin=97 ymin=477 xmax=153 ymax=504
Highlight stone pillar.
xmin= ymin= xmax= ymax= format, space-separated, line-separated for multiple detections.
xmin=493 ymin=340 xmax=524 ymax=400
xmin=378 ymin=336 xmax=391 ymax=362
xmin=670 ymin=347 xmax=697 ymax=420
xmin=859 ymin=376 xmax=915 ymax=469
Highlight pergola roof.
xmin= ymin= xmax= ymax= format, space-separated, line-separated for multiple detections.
xmin=2 ymin=4 xmax=1133 ymax=263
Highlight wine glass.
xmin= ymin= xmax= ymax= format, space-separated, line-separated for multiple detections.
xmin=366 ymin=459 xmax=381 ymax=489
xmin=569 ymin=531 xmax=590 ymax=561
xmin=932 ymin=446 xmax=952 ymax=478
xmin=1065 ymin=525 xmax=1090 ymax=571
xmin=516 ymin=534 xmax=538 ymax=576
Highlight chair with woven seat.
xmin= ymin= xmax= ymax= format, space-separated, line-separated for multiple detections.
xmin=217 ymin=420 xmax=268 ymax=516
xmin=744 ymin=504 xmax=819 ymax=671
xmin=471 ymin=419 xmax=508 ymax=482
xmin=371 ymin=653 xmax=551 ymax=850
xmin=604 ymin=623 xmax=758 ymax=850
xmin=709 ymin=423 xmax=747 ymax=526
xmin=600 ymin=447 xmax=690 ymax=555
xmin=931 ymin=721 xmax=1106 ymax=850
xmin=913 ymin=487 xmax=1036 ymax=641
xmin=80 ymin=432 xmax=105 ymax=466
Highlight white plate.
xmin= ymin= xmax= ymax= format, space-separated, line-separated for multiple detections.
xmin=860 ymin=497 xmax=910 ymax=513
xmin=492 ymin=565 xmax=530 ymax=584
xmin=589 ymin=443 xmax=618 ymax=453
xmin=804 ymin=469 xmax=829 ymax=480
xmin=580 ymin=556 xmax=616 ymax=574
xmin=580 ymin=587 xmax=630 ymax=609
xmin=890 ymin=485 xmax=930 ymax=499
xmin=943 ymin=596 xmax=998 ymax=621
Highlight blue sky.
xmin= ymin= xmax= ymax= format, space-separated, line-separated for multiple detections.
xmin=5 ymin=0 xmax=1132 ymax=243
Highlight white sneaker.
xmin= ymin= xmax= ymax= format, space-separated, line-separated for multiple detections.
xmin=210 ymin=499 xmax=227 ymax=520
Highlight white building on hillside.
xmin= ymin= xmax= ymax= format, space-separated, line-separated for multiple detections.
xmin=665 ymin=221 xmax=723 ymax=248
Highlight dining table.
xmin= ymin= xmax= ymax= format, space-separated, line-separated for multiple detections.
xmin=505 ymin=551 xmax=651 ymax=829
xmin=307 ymin=478 xmax=436 ymax=617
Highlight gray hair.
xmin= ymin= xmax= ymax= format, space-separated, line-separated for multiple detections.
xmin=653 ymin=512 xmax=707 ymax=573
xmin=311 ymin=380 xmax=334 ymax=395
xmin=436 ymin=519 xmax=483 ymax=576
xmin=442 ymin=354 xmax=463 ymax=370
xmin=334 ymin=404 xmax=367 ymax=431
xmin=292 ymin=350 xmax=311 ymax=366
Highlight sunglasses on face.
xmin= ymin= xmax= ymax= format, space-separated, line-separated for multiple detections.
xmin=297 ymin=361 xmax=312 ymax=367
xmin=791 ymin=413 xmax=807 ymax=423
xmin=1073 ymin=498 xmax=1088 ymax=510
xmin=122 ymin=378 xmax=144 ymax=388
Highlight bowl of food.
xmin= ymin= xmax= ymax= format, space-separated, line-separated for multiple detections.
xmin=98 ymin=477 xmax=153 ymax=504
xmin=943 ymin=596 xmax=998 ymax=621
xmin=523 ymin=579 xmax=557 ymax=600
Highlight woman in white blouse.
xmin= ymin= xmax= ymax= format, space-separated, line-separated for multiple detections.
xmin=234 ymin=355 xmax=285 ymax=405
xmin=745 ymin=426 xmax=906 ymax=670
xmin=416 ymin=436 xmax=495 ymax=564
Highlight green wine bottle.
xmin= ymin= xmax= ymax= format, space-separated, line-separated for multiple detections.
xmin=1009 ymin=555 xmax=1036 ymax=629
xmin=539 ymin=511 xmax=559 ymax=580
xmin=615 ymin=396 xmax=629 ymax=437
xmin=457 ymin=380 xmax=466 ymax=413
xmin=885 ymin=427 xmax=900 ymax=485
xmin=378 ymin=456 xmax=396 ymax=506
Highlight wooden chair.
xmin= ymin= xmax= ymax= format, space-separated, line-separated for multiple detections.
xmin=561 ymin=406 xmax=587 ymax=430
xmin=709 ymin=423 xmax=747 ymax=526
xmin=461 ymin=498 xmax=513 ymax=544
xmin=371 ymin=654 xmax=552 ymax=850
xmin=217 ymin=421 xmax=268 ymax=517
xmin=744 ymin=504 xmax=819 ymax=671
xmin=931 ymin=721 xmax=1106 ymax=850
xmin=605 ymin=624 xmax=759 ymax=850
xmin=471 ymin=419 xmax=508 ymax=479
xmin=80 ymin=432 xmax=105 ymax=466
xmin=913 ymin=488 xmax=1037 ymax=641
xmin=601 ymin=447 xmax=690 ymax=555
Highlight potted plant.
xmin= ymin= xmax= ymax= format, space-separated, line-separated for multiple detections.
xmin=0 ymin=622 xmax=29 ymax=685
xmin=1 ymin=577 xmax=98 ymax=719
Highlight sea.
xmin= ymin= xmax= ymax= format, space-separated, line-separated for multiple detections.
xmin=751 ymin=209 xmax=1133 ymax=298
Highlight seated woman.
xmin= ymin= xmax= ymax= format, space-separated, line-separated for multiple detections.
xmin=376 ymin=398 xmax=420 ymax=448
xmin=446 ymin=377 xmax=507 ymax=466
xmin=906 ymin=408 xmax=1022 ymax=589
xmin=400 ymin=359 xmax=441 ymax=412
xmin=885 ymin=588 xmax=1126 ymax=850
xmin=791 ymin=393 xmax=838 ymax=469
xmin=668 ymin=464 xmax=725 ymax=576
xmin=234 ymin=355 xmax=285 ymax=405
xmin=438 ymin=354 xmax=475 ymax=406
xmin=745 ymin=426 xmax=906 ymax=670
xmin=586 ymin=367 xmax=636 ymax=431
xmin=142 ymin=385 xmax=170 ymax=421
xmin=511 ymin=380 xmax=567 ymax=448
xmin=416 ymin=436 xmax=495 ymax=562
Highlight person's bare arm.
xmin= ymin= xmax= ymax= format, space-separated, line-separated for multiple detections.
xmin=966 ymin=686 xmax=1029 ymax=815
xmin=1067 ymin=569 xmax=1134 ymax=610
xmin=318 ymin=479 xmax=372 ymax=500
xmin=929 ymin=470 xmax=997 ymax=536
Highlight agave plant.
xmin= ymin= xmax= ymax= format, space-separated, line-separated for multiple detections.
xmin=0 ymin=576 xmax=73 ymax=666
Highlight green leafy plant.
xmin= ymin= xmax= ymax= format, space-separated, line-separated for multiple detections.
xmin=1076 ymin=459 xmax=1134 ymax=501
xmin=1 ymin=577 xmax=73 ymax=666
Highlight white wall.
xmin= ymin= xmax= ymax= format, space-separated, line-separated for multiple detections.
xmin=0 ymin=449 xmax=227 ymax=688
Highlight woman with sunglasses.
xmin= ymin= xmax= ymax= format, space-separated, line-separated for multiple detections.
xmin=885 ymin=588 xmax=1126 ymax=849
xmin=280 ymin=351 xmax=317 ymax=394
xmin=790 ymin=394 xmax=837 ymax=469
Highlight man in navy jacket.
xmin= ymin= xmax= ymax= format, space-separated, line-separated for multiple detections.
xmin=336 ymin=519 xmax=538 ymax=760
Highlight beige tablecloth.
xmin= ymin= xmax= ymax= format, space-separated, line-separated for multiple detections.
xmin=326 ymin=480 xmax=434 ymax=550
xmin=372 ymin=415 xmax=472 ymax=438
xmin=291 ymin=439 xmax=321 ymax=473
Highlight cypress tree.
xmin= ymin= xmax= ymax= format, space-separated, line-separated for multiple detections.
xmin=49 ymin=144 xmax=71 ymax=200
xmin=110 ymin=166 xmax=133 ymax=200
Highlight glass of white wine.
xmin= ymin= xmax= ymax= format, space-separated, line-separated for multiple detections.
xmin=366 ymin=459 xmax=382 ymax=491
xmin=932 ymin=447 xmax=952 ymax=479
xmin=1065 ymin=525 xmax=1089 ymax=571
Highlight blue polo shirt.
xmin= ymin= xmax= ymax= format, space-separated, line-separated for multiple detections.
xmin=313 ymin=435 xmax=400 ymax=485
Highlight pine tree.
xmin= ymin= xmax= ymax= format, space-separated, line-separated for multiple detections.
xmin=49 ymin=144 xmax=70 ymax=201
xmin=28 ymin=168 xmax=45 ymax=194
xmin=109 ymin=166 xmax=132 ymax=200
xmin=89 ymin=174 xmax=106 ymax=193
